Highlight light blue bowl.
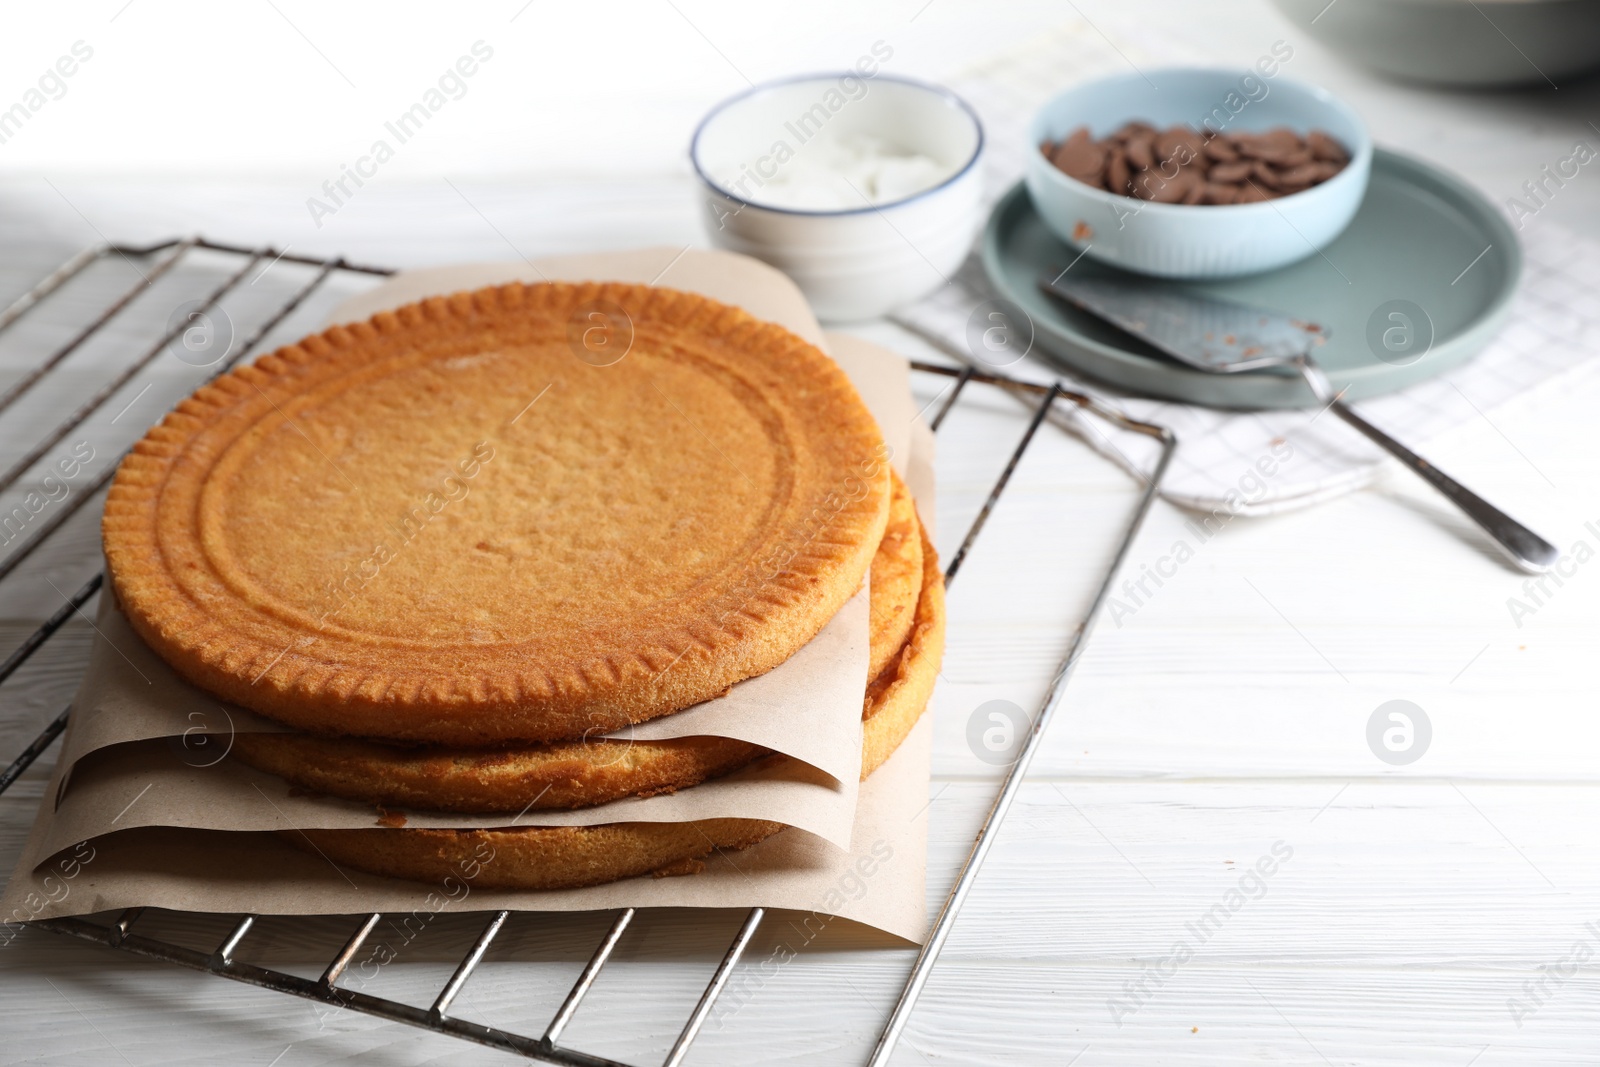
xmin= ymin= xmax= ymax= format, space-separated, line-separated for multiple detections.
xmin=1025 ymin=67 xmax=1372 ymax=279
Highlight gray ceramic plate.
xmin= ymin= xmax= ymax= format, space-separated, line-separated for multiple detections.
xmin=982 ymin=148 xmax=1521 ymax=410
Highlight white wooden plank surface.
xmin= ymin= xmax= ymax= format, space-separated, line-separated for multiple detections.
xmin=3 ymin=3 xmax=1600 ymax=1064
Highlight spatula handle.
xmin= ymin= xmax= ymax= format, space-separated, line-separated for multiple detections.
xmin=1297 ymin=360 xmax=1558 ymax=573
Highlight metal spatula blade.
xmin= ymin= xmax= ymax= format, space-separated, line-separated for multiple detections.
xmin=1037 ymin=270 xmax=1558 ymax=574
xmin=1039 ymin=274 xmax=1328 ymax=373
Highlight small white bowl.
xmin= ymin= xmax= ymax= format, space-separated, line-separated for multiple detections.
xmin=1025 ymin=68 xmax=1372 ymax=279
xmin=692 ymin=74 xmax=984 ymax=322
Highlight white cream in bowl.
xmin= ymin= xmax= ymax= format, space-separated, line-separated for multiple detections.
xmin=711 ymin=132 xmax=957 ymax=211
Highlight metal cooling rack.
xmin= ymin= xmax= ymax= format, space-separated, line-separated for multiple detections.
xmin=0 ymin=238 xmax=1175 ymax=1066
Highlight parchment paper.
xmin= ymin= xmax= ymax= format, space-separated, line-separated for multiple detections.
xmin=0 ymin=249 xmax=938 ymax=942
xmin=2 ymin=717 xmax=933 ymax=944
xmin=43 ymin=591 xmax=862 ymax=849
xmin=65 ymin=593 xmax=865 ymax=787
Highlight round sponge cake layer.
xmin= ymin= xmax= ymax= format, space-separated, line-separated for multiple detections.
xmin=104 ymin=282 xmax=890 ymax=745
xmin=232 ymin=473 xmax=926 ymax=813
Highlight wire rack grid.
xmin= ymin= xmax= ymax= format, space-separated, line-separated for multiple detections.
xmin=0 ymin=237 xmax=1174 ymax=1066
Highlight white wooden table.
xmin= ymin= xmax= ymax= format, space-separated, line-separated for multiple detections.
xmin=3 ymin=3 xmax=1600 ymax=1064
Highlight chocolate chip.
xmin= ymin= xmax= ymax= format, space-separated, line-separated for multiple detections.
xmin=1112 ymin=121 xmax=1158 ymax=144
xmin=1232 ymin=138 xmax=1274 ymax=162
xmin=1308 ymin=131 xmax=1348 ymax=164
xmin=1167 ymin=143 xmax=1203 ymax=173
xmin=1105 ymin=147 xmax=1131 ymax=195
xmin=1261 ymin=127 xmax=1301 ymax=150
xmin=1208 ymin=160 xmax=1252 ymax=183
xmin=1048 ymin=129 xmax=1083 ymax=162
xmin=1125 ymin=136 xmax=1155 ymax=172
xmin=1040 ymin=122 xmax=1348 ymax=205
xmin=1249 ymin=146 xmax=1311 ymax=167
xmin=1250 ymin=160 xmax=1282 ymax=187
xmin=1133 ymin=168 xmax=1198 ymax=203
xmin=1167 ymin=170 xmax=1203 ymax=202
xmin=1276 ymin=162 xmax=1324 ymax=186
xmin=1053 ymin=133 xmax=1107 ymax=186
xmin=1157 ymin=126 xmax=1204 ymax=165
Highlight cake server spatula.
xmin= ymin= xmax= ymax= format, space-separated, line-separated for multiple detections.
xmin=1039 ymin=273 xmax=1557 ymax=573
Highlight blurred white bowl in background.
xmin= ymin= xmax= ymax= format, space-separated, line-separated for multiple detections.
xmin=692 ymin=74 xmax=984 ymax=322
xmin=1272 ymin=0 xmax=1600 ymax=88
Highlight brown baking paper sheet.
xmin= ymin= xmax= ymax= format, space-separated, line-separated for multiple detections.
xmin=67 ymin=592 xmax=865 ymax=788
xmin=0 ymin=245 xmax=938 ymax=942
xmin=43 ymin=591 xmax=863 ymax=849
xmin=2 ymin=715 xmax=933 ymax=944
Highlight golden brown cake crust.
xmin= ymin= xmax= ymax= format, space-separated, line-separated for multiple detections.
xmin=231 ymin=731 xmax=768 ymax=813
xmin=295 ymin=503 xmax=945 ymax=890
xmin=103 ymin=282 xmax=889 ymax=745
xmin=868 ymin=470 xmax=922 ymax=685
xmin=298 ymin=817 xmax=784 ymax=891
xmin=231 ymin=497 xmax=927 ymax=813
xmin=861 ymin=512 xmax=944 ymax=780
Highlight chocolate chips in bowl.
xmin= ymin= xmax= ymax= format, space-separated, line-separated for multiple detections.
xmin=1040 ymin=122 xmax=1349 ymax=205
xmin=1023 ymin=69 xmax=1372 ymax=276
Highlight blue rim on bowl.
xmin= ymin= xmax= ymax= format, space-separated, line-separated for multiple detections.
xmin=689 ymin=72 xmax=986 ymax=218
